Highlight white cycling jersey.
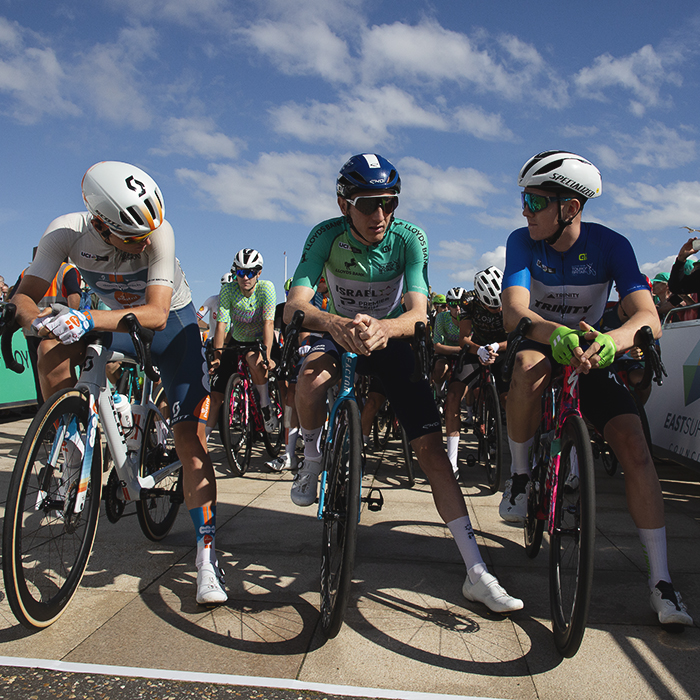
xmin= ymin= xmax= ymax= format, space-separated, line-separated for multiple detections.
xmin=27 ymin=212 xmax=192 ymax=311
xmin=197 ymin=294 xmax=220 ymax=331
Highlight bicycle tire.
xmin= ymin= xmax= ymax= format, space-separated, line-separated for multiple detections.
xmin=136 ymin=401 xmax=183 ymax=541
xmin=482 ymin=378 xmax=503 ymax=493
xmin=524 ymin=428 xmax=546 ymax=559
xmin=549 ymin=414 xmax=596 ymax=658
xmin=320 ymin=398 xmax=362 ymax=639
xmin=262 ymin=374 xmax=284 ymax=458
xmin=399 ymin=423 xmax=416 ymax=487
xmin=221 ymin=374 xmax=251 ymax=476
xmin=373 ymin=400 xmax=392 ymax=448
xmin=2 ymin=389 xmax=101 ymax=629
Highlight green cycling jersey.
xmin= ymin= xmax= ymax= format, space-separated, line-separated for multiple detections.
xmin=291 ymin=216 xmax=429 ymax=319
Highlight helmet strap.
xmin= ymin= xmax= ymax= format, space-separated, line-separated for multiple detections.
xmin=544 ymin=199 xmax=574 ymax=246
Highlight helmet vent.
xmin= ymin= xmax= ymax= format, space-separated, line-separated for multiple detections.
xmin=125 ymin=206 xmax=145 ymax=226
xmin=144 ymin=198 xmax=157 ymax=220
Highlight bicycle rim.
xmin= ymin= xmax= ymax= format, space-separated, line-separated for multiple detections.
xmin=320 ymin=399 xmax=362 ymax=639
xmin=483 ymin=380 xmax=502 ymax=493
xmin=549 ymin=415 xmax=596 ymax=657
xmin=262 ymin=375 xmax=284 ymax=458
xmin=524 ymin=431 xmax=546 ymax=559
xmin=136 ymin=401 xmax=182 ymax=541
xmin=221 ymin=375 xmax=251 ymax=476
xmin=2 ymin=389 xmax=101 ymax=628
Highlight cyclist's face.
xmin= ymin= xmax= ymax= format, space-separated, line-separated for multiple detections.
xmin=236 ymin=268 xmax=260 ymax=295
xmin=93 ymin=217 xmax=152 ymax=254
xmin=521 ymin=187 xmax=575 ymax=241
xmin=338 ymin=189 xmax=395 ymax=245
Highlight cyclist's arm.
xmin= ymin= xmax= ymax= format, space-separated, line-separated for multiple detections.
xmin=209 ymin=320 xmax=228 ymax=371
xmin=355 ymin=291 xmax=427 ymax=353
xmin=459 ymin=317 xmax=479 ymax=353
xmin=502 ymin=285 xmax=561 ymax=344
xmin=433 ymin=313 xmax=460 ymax=356
xmin=262 ymin=318 xmax=275 ymax=367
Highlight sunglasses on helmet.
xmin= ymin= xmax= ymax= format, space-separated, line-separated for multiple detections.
xmin=346 ymin=195 xmax=399 ymax=216
xmin=521 ymin=192 xmax=572 ymax=214
xmin=235 ymin=268 xmax=260 ymax=279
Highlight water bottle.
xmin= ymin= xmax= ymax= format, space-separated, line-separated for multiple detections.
xmin=113 ymin=393 xmax=133 ymax=430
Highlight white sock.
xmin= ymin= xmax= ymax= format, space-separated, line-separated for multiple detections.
xmin=205 ymin=425 xmax=213 ymax=442
xmin=447 ymin=515 xmax=487 ymax=583
xmin=639 ymin=527 xmax=671 ymax=589
xmin=286 ymin=427 xmax=299 ymax=460
xmin=255 ymin=382 xmax=270 ymax=407
xmin=508 ymin=436 xmax=534 ymax=477
xmin=302 ymin=425 xmax=323 ymax=462
xmin=446 ymin=435 xmax=459 ymax=470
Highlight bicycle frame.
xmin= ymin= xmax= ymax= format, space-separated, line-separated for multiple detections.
xmin=65 ymin=338 xmax=180 ymax=515
xmin=317 ymin=351 xmax=359 ymax=521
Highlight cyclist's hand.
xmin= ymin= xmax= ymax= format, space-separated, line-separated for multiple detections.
xmin=34 ymin=305 xmax=94 ymax=344
xmin=353 ymin=314 xmax=389 ymax=354
xmin=550 ymin=326 xmax=581 ymax=366
xmin=477 ymin=344 xmax=498 ymax=364
xmin=329 ymin=316 xmax=370 ymax=355
xmin=578 ymin=321 xmax=617 ymax=370
xmin=267 ymin=357 xmax=276 ymax=371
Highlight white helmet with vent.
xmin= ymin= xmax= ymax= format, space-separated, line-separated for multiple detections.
xmin=474 ymin=267 xmax=503 ymax=308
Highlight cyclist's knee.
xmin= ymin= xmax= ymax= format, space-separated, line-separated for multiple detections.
xmin=604 ymin=414 xmax=652 ymax=467
xmin=511 ymin=351 xmax=550 ymax=397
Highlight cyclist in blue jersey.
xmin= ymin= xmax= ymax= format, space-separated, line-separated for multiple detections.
xmin=501 ymin=150 xmax=692 ymax=627
xmin=11 ymin=161 xmax=226 ymax=607
xmin=284 ymin=153 xmax=522 ymax=614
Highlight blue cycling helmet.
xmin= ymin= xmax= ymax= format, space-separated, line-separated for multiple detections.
xmin=336 ymin=154 xmax=401 ymax=199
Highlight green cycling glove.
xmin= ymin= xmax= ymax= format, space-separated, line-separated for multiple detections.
xmin=593 ymin=332 xmax=617 ymax=368
xmin=550 ymin=327 xmax=581 ymax=365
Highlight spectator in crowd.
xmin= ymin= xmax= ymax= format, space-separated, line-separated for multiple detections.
xmin=0 ymin=275 xmax=9 ymax=301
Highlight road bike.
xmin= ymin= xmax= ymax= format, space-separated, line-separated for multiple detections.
xmin=460 ymin=351 xmax=504 ymax=493
xmin=217 ymin=340 xmax=284 ymax=476
xmin=1 ymin=302 xmax=182 ymax=629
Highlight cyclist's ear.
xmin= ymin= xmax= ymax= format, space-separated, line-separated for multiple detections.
xmin=337 ymin=196 xmax=348 ymax=215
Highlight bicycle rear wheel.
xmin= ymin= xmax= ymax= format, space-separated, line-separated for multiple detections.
xmin=221 ymin=374 xmax=251 ymax=476
xmin=2 ymin=389 xmax=101 ymax=628
xmin=262 ymin=374 xmax=284 ymax=458
xmin=549 ymin=414 xmax=596 ymax=657
xmin=373 ymin=400 xmax=392 ymax=448
xmin=136 ymin=396 xmax=183 ymax=541
xmin=320 ymin=398 xmax=362 ymax=639
xmin=399 ymin=423 xmax=416 ymax=487
xmin=481 ymin=379 xmax=503 ymax=493
xmin=524 ymin=429 xmax=547 ymax=559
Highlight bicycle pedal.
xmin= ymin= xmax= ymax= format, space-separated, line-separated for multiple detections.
xmin=364 ymin=488 xmax=384 ymax=511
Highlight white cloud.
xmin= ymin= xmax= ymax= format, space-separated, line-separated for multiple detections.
xmin=0 ymin=17 xmax=80 ymax=123
xmin=176 ymin=152 xmax=339 ymax=224
xmin=606 ymin=180 xmax=700 ymax=231
xmin=454 ymin=105 xmax=515 ymax=141
xmin=640 ymin=255 xmax=678 ymax=279
xmin=560 ymin=124 xmax=599 ymax=138
xmin=591 ymin=122 xmax=696 ymax=171
xmin=152 ymin=117 xmax=243 ymax=159
xmin=433 ymin=242 xmax=506 ymax=288
xmin=574 ymin=44 xmax=682 ymax=115
xmin=107 ymin=0 xmax=237 ymax=27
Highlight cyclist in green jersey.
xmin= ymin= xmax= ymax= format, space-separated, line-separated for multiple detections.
xmin=207 ymin=248 xmax=279 ymax=436
xmin=284 ymin=153 xmax=522 ymax=614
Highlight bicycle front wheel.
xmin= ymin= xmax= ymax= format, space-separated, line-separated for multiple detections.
xmin=262 ymin=374 xmax=284 ymax=458
xmin=482 ymin=379 xmax=503 ymax=493
xmin=320 ymin=398 xmax=362 ymax=639
xmin=221 ymin=374 xmax=251 ymax=476
xmin=549 ymin=414 xmax=596 ymax=658
xmin=136 ymin=398 xmax=183 ymax=541
xmin=2 ymin=389 xmax=101 ymax=629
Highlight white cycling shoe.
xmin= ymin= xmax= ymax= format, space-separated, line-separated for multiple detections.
xmin=196 ymin=564 xmax=228 ymax=605
xmin=499 ymin=474 xmax=529 ymax=523
xmin=266 ymin=453 xmax=296 ymax=471
xmin=261 ymin=405 xmax=279 ymax=434
xmin=462 ymin=572 xmax=523 ymax=614
xmin=290 ymin=458 xmax=322 ymax=507
xmin=650 ymin=581 xmax=693 ymax=626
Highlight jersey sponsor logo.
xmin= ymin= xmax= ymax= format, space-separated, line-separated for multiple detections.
xmin=374 ymin=261 xmax=401 ymax=274
xmin=579 ymin=253 xmax=588 ymax=261
xmin=344 ymin=257 xmax=358 ymax=270
xmin=533 ymin=298 xmax=593 ymax=315
xmin=549 ymin=174 xmax=597 ymax=199
xmin=335 ymin=284 xmax=395 ymax=298
xmin=546 ymin=292 xmax=579 ymax=299
xmin=537 ymin=259 xmax=556 ymax=274
xmin=95 ymin=279 xmax=147 ymax=292
xmin=338 ymin=241 xmax=361 ymax=253
xmin=115 ymin=290 xmax=142 ymax=306
xmin=571 ymin=264 xmax=596 ymax=276
xmin=80 ymin=251 xmax=109 ymax=262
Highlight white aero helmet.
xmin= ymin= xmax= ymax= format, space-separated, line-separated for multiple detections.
xmin=474 ymin=266 xmax=503 ymax=308
xmin=445 ymin=286 xmax=467 ymax=303
xmin=518 ymin=151 xmax=602 ymax=200
xmin=232 ymin=248 xmax=263 ymax=271
xmin=82 ymin=161 xmax=165 ymax=235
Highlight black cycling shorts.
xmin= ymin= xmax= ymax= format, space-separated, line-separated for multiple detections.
xmin=303 ymin=336 xmax=441 ymax=441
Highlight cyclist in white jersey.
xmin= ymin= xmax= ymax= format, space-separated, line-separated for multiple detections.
xmin=284 ymin=153 xmax=522 ymax=614
xmin=11 ymin=161 xmax=227 ymax=607
xmin=502 ymin=150 xmax=692 ymax=627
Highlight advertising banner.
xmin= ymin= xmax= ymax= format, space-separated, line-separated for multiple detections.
xmin=647 ymin=319 xmax=700 ymax=472
xmin=0 ymin=333 xmax=38 ymax=409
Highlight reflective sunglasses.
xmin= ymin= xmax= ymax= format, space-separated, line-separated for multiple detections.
xmin=119 ymin=230 xmax=154 ymax=245
xmin=447 ymin=301 xmax=461 ymax=308
xmin=346 ymin=195 xmax=399 ymax=216
xmin=235 ymin=268 xmax=259 ymax=279
xmin=521 ymin=192 xmax=572 ymax=214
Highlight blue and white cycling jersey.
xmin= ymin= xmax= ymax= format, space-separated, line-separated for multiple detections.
xmin=503 ymin=222 xmax=649 ymax=328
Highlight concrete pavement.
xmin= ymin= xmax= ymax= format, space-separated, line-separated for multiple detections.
xmin=0 ymin=408 xmax=698 ymax=700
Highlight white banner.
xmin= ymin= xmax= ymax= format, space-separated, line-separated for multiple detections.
xmin=646 ymin=318 xmax=700 ymax=469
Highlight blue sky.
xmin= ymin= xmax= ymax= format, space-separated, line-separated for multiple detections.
xmin=2 ymin=0 xmax=700 ymax=305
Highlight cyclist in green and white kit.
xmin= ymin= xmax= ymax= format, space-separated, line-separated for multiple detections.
xmin=284 ymin=153 xmax=522 ymax=614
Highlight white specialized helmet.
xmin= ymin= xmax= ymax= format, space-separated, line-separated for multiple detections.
xmin=445 ymin=286 xmax=467 ymax=303
xmin=82 ymin=161 xmax=165 ymax=235
xmin=518 ymin=151 xmax=602 ymax=200
xmin=220 ymin=272 xmax=233 ymax=284
xmin=474 ymin=266 xmax=503 ymax=308
xmin=232 ymin=248 xmax=263 ymax=271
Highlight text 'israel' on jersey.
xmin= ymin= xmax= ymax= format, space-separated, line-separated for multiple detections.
xmin=502 ymin=222 xmax=649 ymax=327
xmin=291 ymin=216 xmax=429 ymax=319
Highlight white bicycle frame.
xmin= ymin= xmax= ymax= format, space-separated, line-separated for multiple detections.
xmin=64 ymin=336 xmax=181 ymax=515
